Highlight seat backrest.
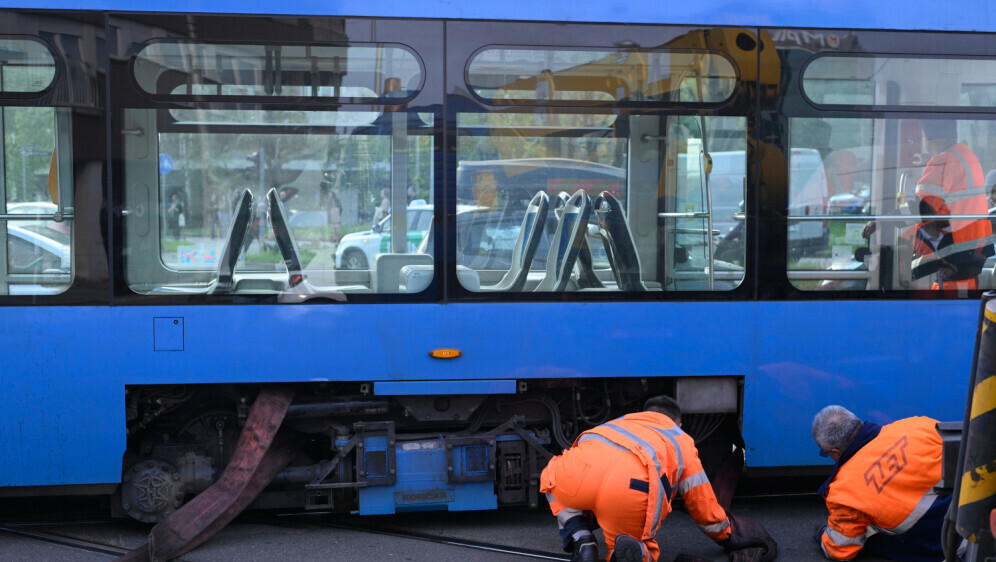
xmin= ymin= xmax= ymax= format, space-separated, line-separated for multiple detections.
xmin=266 ymin=187 xmax=305 ymax=287
xmin=374 ymin=253 xmax=434 ymax=293
xmin=210 ymin=189 xmax=253 ymax=295
xmin=484 ymin=191 xmax=549 ymax=291
xmin=593 ymin=191 xmax=647 ymax=291
xmin=534 ymin=190 xmax=591 ymax=292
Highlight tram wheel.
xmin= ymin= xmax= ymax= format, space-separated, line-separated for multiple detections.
xmin=120 ymin=459 xmax=184 ymax=523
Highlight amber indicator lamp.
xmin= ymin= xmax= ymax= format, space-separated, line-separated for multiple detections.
xmin=429 ymin=348 xmax=462 ymax=359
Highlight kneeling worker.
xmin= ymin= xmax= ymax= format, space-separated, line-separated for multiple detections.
xmin=541 ymin=395 xmax=762 ymax=562
xmin=812 ymin=405 xmax=950 ymax=561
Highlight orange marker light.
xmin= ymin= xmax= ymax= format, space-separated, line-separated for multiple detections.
xmin=429 ymin=348 xmax=462 ymax=359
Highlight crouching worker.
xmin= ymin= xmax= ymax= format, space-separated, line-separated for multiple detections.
xmin=812 ymin=405 xmax=951 ymax=561
xmin=541 ymin=395 xmax=765 ymax=562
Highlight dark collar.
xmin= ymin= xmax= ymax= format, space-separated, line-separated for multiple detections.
xmin=818 ymin=421 xmax=882 ymax=497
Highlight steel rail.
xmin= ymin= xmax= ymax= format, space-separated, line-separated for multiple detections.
xmin=0 ymin=524 xmax=131 ymax=558
xmin=260 ymin=513 xmax=571 ymax=561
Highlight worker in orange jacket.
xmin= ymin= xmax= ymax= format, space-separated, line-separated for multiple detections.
xmin=811 ymin=405 xmax=951 ymax=561
xmin=909 ymin=120 xmax=993 ymax=289
xmin=541 ymin=395 xmax=763 ymax=562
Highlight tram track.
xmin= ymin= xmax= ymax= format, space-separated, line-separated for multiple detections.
xmin=2 ymin=513 xmax=570 ymax=561
xmin=256 ymin=512 xmax=571 ymax=561
xmin=0 ymin=524 xmax=131 ymax=558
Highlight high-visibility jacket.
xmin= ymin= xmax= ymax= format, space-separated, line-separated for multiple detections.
xmin=911 ymin=230 xmax=988 ymax=290
xmin=911 ymin=143 xmax=993 ymax=280
xmin=567 ymin=411 xmax=731 ymax=542
xmin=820 ymin=416 xmax=945 ymax=561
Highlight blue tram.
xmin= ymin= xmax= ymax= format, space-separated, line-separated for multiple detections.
xmin=1 ymin=0 xmax=995 ymax=521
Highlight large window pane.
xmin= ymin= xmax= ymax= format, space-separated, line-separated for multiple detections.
xmin=454 ymin=111 xmax=746 ymax=293
xmin=123 ymin=108 xmax=434 ymax=297
xmin=1 ymin=106 xmax=72 ymax=295
xmin=789 ymin=116 xmax=996 ymax=291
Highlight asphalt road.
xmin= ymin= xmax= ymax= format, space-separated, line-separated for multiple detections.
xmin=0 ymin=493 xmax=894 ymax=562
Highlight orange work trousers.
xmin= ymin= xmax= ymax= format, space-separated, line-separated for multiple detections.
xmin=542 ymin=439 xmax=660 ymax=562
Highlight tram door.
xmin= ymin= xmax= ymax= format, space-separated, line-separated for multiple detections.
xmin=626 ymin=112 xmax=747 ymax=293
xmin=0 ymin=38 xmax=73 ymax=296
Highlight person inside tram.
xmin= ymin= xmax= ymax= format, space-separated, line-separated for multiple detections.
xmin=863 ymin=119 xmax=993 ymax=289
xmin=811 ymin=405 xmax=950 ymax=562
xmin=541 ymin=395 xmax=771 ymax=562
xmin=987 ymin=169 xmax=996 ymax=210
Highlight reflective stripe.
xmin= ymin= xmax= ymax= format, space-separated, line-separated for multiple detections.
xmin=915 ymin=183 xmax=988 ymax=205
xmin=943 ymin=185 xmax=987 ymax=202
xmin=556 ymin=506 xmax=585 ymax=527
xmin=916 ymin=147 xmax=984 ymax=203
xmin=578 ymin=432 xmax=633 ymax=454
xmin=699 ymin=519 xmax=731 ymax=534
xmin=650 ymin=426 xmax=685 ymax=484
xmin=678 ymin=471 xmax=709 ymax=495
xmin=889 ymin=481 xmax=941 ymax=534
xmin=603 ymin=422 xmax=666 ymax=535
xmin=948 ymin=147 xmax=982 ymax=189
xmin=916 ymin=183 xmax=946 ymax=199
xmin=824 ymin=526 xmax=869 ymax=547
xmin=911 ymin=236 xmax=994 ymax=271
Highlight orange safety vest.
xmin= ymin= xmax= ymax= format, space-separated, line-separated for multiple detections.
xmin=821 ymin=416 xmax=944 ymax=560
xmin=574 ymin=412 xmax=731 ymax=542
xmin=911 ymin=143 xmax=993 ymax=278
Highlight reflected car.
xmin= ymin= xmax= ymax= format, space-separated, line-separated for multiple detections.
xmin=7 ymin=201 xmax=71 ymax=234
xmin=7 ymin=223 xmax=71 ymax=295
xmin=8 ymin=223 xmax=71 ymax=273
xmin=334 ymin=202 xmax=434 ymax=270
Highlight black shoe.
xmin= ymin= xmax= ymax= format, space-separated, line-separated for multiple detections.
xmin=571 ymin=537 xmax=599 ymax=562
xmin=609 ymin=534 xmax=644 ymax=562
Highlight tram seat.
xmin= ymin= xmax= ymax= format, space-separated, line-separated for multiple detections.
xmin=534 ymin=190 xmax=591 ymax=292
xmin=592 ymin=191 xmax=647 ymax=291
xmin=401 ymin=264 xmax=480 ymax=292
xmin=980 ymin=256 xmax=996 ymax=290
xmin=208 ymin=188 xmax=253 ymax=295
xmin=481 ymin=191 xmax=549 ymax=292
xmin=265 ymin=187 xmax=306 ymax=289
xmin=375 ymin=253 xmax=433 ymax=293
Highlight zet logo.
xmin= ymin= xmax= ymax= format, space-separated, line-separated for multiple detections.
xmin=863 ymin=436 xmax=910 ymax=493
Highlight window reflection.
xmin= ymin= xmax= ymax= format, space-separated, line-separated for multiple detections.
xmin=789 ymin=117 xmax=996 ymax=291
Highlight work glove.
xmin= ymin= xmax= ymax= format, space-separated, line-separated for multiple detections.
xmin=718 ymin=535 xmax=768 ymax=552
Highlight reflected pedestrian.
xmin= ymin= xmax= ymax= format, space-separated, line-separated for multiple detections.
xmin=166 ymin=193 xmax=184 ymax=239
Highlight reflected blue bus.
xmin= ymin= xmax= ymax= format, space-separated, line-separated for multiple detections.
xmin=0 ymin=0 xmax=994 ymax=521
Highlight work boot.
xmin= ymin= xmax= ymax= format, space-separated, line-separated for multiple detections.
xmin=609 ymin=534 xmax=645 ymax=562
xmin=571 ymin=536 xmax=599 ymax=562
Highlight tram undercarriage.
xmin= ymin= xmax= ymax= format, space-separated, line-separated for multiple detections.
xmin=118 ymin=379 xmax=742 ymax=523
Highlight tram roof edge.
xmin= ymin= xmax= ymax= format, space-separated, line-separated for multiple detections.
xmin=0 ymin=0 xmax=994 ymax=34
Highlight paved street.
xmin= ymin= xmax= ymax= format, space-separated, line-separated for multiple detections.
xmin=0 ymin=492 xmax=893 ymax=561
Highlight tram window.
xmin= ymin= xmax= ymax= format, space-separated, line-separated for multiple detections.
xmin=122 ymin=108 xmax=434 ymax=298
xmin=803 ymin=55 xmax=996 ymax=109
xmin=788 ymin=116 xmax=996 ymax=292
xmin=0 ymin=106 xmax=73 ymax=296
xmin=467 ymin=47 xmax=737 ymax=105
xmin=134 ymin=41 xmax=422 ymax=102
xmin=454 ymin=111 xmax=747 ymax=293
xmin=0 ymin=38 xmax=56 ymax=93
